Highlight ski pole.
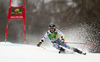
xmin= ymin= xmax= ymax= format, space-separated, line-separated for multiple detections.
xmin=41 ymin=46 xmax=46 ymax=49
xmin=64 ymin=42 xmax=95 ymax=45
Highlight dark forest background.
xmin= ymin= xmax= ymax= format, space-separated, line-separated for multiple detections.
xmin=0 ymin=0 xmax=100 ymax=53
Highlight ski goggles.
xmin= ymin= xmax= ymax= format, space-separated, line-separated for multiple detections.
xmin=49 ymin=27 xmax=55 ymax=29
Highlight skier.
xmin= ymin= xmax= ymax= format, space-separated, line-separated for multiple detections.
xmin=37 ymin=24 xmax=86 ymax=55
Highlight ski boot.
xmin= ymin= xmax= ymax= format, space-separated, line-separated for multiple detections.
xmin=59 ymin=47 xmax=65 ymax=53
xmin=74 ymin=48 xmax=86 ymax=55
xmin=82 ymin=52 xmax=86 ymax=55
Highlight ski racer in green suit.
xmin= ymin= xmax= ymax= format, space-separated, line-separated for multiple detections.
xmin=37 ymin=24 xmax=86 ymax=55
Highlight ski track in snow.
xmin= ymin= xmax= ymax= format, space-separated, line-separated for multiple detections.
xmin=0 ymin=42 xmax=100 ymax=62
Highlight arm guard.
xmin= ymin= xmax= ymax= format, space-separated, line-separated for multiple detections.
xmin=61 ymin=35 xmax=65 ymax=40
xmin=39 ymin=39 xmax=44 ymax=43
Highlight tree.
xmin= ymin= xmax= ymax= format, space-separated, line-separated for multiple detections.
xmin=0 ymin=2 xmax=7 ymax=41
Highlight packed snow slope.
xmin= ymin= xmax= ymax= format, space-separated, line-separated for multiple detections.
xmin=0 ymin=42 xmax=100 ymax=62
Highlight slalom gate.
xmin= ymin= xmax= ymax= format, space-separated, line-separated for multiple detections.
xmin=5 ymin=0 xmax=26 ymax=44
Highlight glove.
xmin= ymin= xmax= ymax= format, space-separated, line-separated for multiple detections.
xmin=60 ymin=39 xmax=64 ymax=44
xmin=37 ymin=42 xmax=42 ymax=47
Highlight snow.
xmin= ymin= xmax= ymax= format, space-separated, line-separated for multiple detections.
xmin=67 ymin=1 xmax=74 ymax=6
xmin=57 ymin=9 xmax=60 ymax=13
xmin=0 ymin=42 xmax=100 ymax=62
xmin=67 ymin=1 xmax=77 ymax=7
xmin=44 ymin=0 xmax=52 ymax=3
